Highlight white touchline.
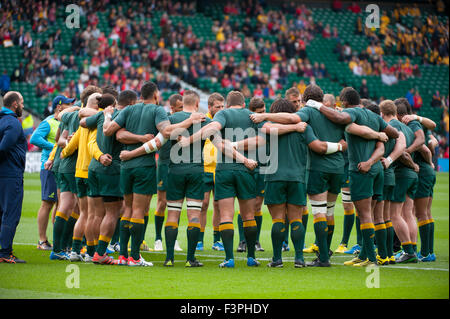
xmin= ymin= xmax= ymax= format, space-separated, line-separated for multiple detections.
xmin=15 ymin=243 xmax=449 ymax=272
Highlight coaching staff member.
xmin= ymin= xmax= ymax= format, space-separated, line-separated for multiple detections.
xmin=0 ymin=91 xmax=27 ymax=263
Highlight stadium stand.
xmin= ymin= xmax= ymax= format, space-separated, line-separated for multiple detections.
xmin=0 ymin=0 xmax=448 ymax=153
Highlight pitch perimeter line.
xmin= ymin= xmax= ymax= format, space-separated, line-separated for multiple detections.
xmin=16 ymin=242 xmax=449 ymax=272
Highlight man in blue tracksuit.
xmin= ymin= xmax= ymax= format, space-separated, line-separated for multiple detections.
xmin=30 ymin=95 xmax=75 ymax=250
xmin=0 ymin=91 xmax=27 ymax=263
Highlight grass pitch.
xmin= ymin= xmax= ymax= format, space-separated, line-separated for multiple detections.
xmin=0 ymin=173 xmax=448 ymax=299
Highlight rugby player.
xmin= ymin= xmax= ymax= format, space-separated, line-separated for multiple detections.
xmin=50 ymin=85 xmax=101 ymax=260
xmin=200 ymin=93 xmax=224 ymax=252
xmin=237 ymin=97 xmax=266 ymax=253
xmin=251 ymin=85 xmax=391 ymax=267
xmin=154 ymin=94 xmax=184 ymax=252
xmin=103 ymin=81 xmax=204 ymax=267
xmin=394 ymin=98 xmax=436 ymax=262
xmin=32 ymin=95 xmax=74 ymax=250
xmin=311 ymin=87 xmax=399 ymax=266
xmin=62 ymin=92 xmax=110 ymax=262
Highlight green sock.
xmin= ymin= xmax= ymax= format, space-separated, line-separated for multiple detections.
xmin=187 ymin=224 xmax=201 ymax=261
xmin=213 ymin=227 xmax=221 ymax=243
xmin=119 ymin=218 xmax=131 ymax=258
xmin=341 ymin=210 xmax=355 ymax=245
xmin=141 ymin=215 xmax=149 ymax=244
xmin=237 ymin=213 xmax=245 ymax=243
xmin=374 ymin=223 xmax=388 ymax=259
xmin=355 ymin=215 xmax=362 ymax=246
xmin=413 ymin=243 xmax=417 ymax=253
xmin=314 ymin=218 xmax=329 ymax=262
xmin=361 ymin=223 xmax=376 ymax=262
xmin=72 ymin=238 xmax=82 ymax=254
xmin=243 ymin=219 xmax=257 ymax=259
xmin=110 ymin=218 xmax=121 ymax=244
xmin=385 ymin=220 xmax=394 ymax=257
xmin=165 ymin=222 xmax=179 ymax=261
xmin=96 ymin=237 xmax=110 ymax=256
xmin=197 ymin=229 xmax=205 ymax=244
xmin=130 ymin=219 xmax=145 ymax=260
xmin=219 ymin=222 xmax=234 ymax=261
xmin=52 ymin=214 xmax=67 ymax=253
xmin=271 ymin=220 xmax=285 ymax=261
xmin=255 ymin=213 xmax=263 ymax=242
xmin=302 ymin=211 xmax=309 ymax=231
xmin=61 ymin=215 xmax=77 ymax=250
xmin=154 ymin=212 xmax=165 ymax=241
xmin=86 ymin=242 xmax=96 ymax=257
xmin=327 ymin=222 xmax=335 ymax=251
xmin=429 ymin=220 xmax=435 ymax=254
xmin=358 ymin=241 xmax=367 ymax=260
xmin=290 ymin=220 xmax=305 ymax=261
xmin=284 ymin=217 xmax=290 ymax=243
xmin=402 ymin=242 xmax=414 ymax=255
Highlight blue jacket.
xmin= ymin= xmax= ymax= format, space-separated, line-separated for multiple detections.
xmin=0 ymin=107 xmax=27 ymax=178
xmin=30 ymin=115 xmax=59 ymax=170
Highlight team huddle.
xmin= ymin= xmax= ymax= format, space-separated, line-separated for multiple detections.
xmin=40 ymin=80 xmax=438 ymax=268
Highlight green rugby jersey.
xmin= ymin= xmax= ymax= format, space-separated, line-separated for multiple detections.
xmin=85 ymin=109 xmax=122 ymax=175
xmin=58 ymin=111 xmax=80 ymax=174
xmin=264 ymin=125 xmax=317 ymax=183
xmin=157 ymin=111 xmax=172 ymax=165
xmin=389 ymin=119 xmax=417 ymax=179
xmin=343 ymin=107 xmax=387 ymax=173
xmin=407 ymin=121 xmax=434 ymax=177
xmin=51 ymin=122 xmax=63 ymax=174
xmin=167 ymin=111 xmax=212 ymax=174
xmin=297 ymin=106 xmax=345 ymax=174
xmin=212 ymin=107 xmax=260 ymax=172
xmin=114 ymin=102 xmax=169 ymax=169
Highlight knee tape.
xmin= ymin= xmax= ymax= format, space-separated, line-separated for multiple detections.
xmin=167 ymin=201 xmax=182 ymax=212
xmin=186 ymin=200 xmax=202 ymax=211
xmin=309 ymin=200 xmax=327 ymax=215
xmin=326 ymin=201 xmax=336 ymax=217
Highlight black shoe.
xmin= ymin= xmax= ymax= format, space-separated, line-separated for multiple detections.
xmin=306 ymin=257 xmax=331 ymax=267
xmin=185 ymin=259 xmax=204 ymax=267
xmin=237 ymin=241 xmax=247 ymax=252
xmin=294 ymin=259 xmax=306 ymax=268
xmin=255 ymin=241 xmax=265 ymax=252
xmin=267 ymin=259 xmax=283 ymax=268
xmin=0 ymin=254 xmax=26 ymax=264
xmin=396 ymin=252 xmax=418 ymax=264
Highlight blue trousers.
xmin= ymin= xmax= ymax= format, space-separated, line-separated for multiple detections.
xmin=0 ymin=177 xmax=24 ymax=258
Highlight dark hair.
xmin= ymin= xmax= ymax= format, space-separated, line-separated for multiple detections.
xmin=101 ymin=85 xmax=119 ymax=99
xmin=249 ymin=97 xmax=265 ymax=112
xmin=270 ymin=98 xmax=296 ymax=113
xmin=118 ymin=90 xmax=138 ymax=107
xmin=365 ymin=103 xmax=380 ymax=115
xmin=141 ymin=81 xmax=158 ymax=100
xmin=3 ymin=92 xmax=21 ymax=108
xmin=340 ymin=87 xmax=360 ymax=106
xmin=81 ymin=85 xmax=102 ymax=107
xmin=226 ymin=91 xmax=245 ymax=107
xmin=98 ymin=93 xmax=116 ymax=109
xmin=303 ymin=84 xmax=324 ymax=103
xmin=394 ymin=98 xmax=412 ymax=115
xmin=169 ymin=94 xmax=183 ymax=107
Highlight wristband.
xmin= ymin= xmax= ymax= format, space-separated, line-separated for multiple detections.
xmin=149 ymin=139 xmax=157 ymax=150
xmin=305 ymin=100 xmax=323 ymax=111
xmin=325 ymin=142 xmax=339 ymax=154
xmin=105 ymin=113 xmax=112 ymax=120
xmin=387 ymin=156 xmax=393 ymax=164
xmin=230 ymin=141 xmax=238 ymax=148
xmin=418 ymin=116 xmax=423 ymax=123
xmin=143 ymin=143 xmax=151 ymax=154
